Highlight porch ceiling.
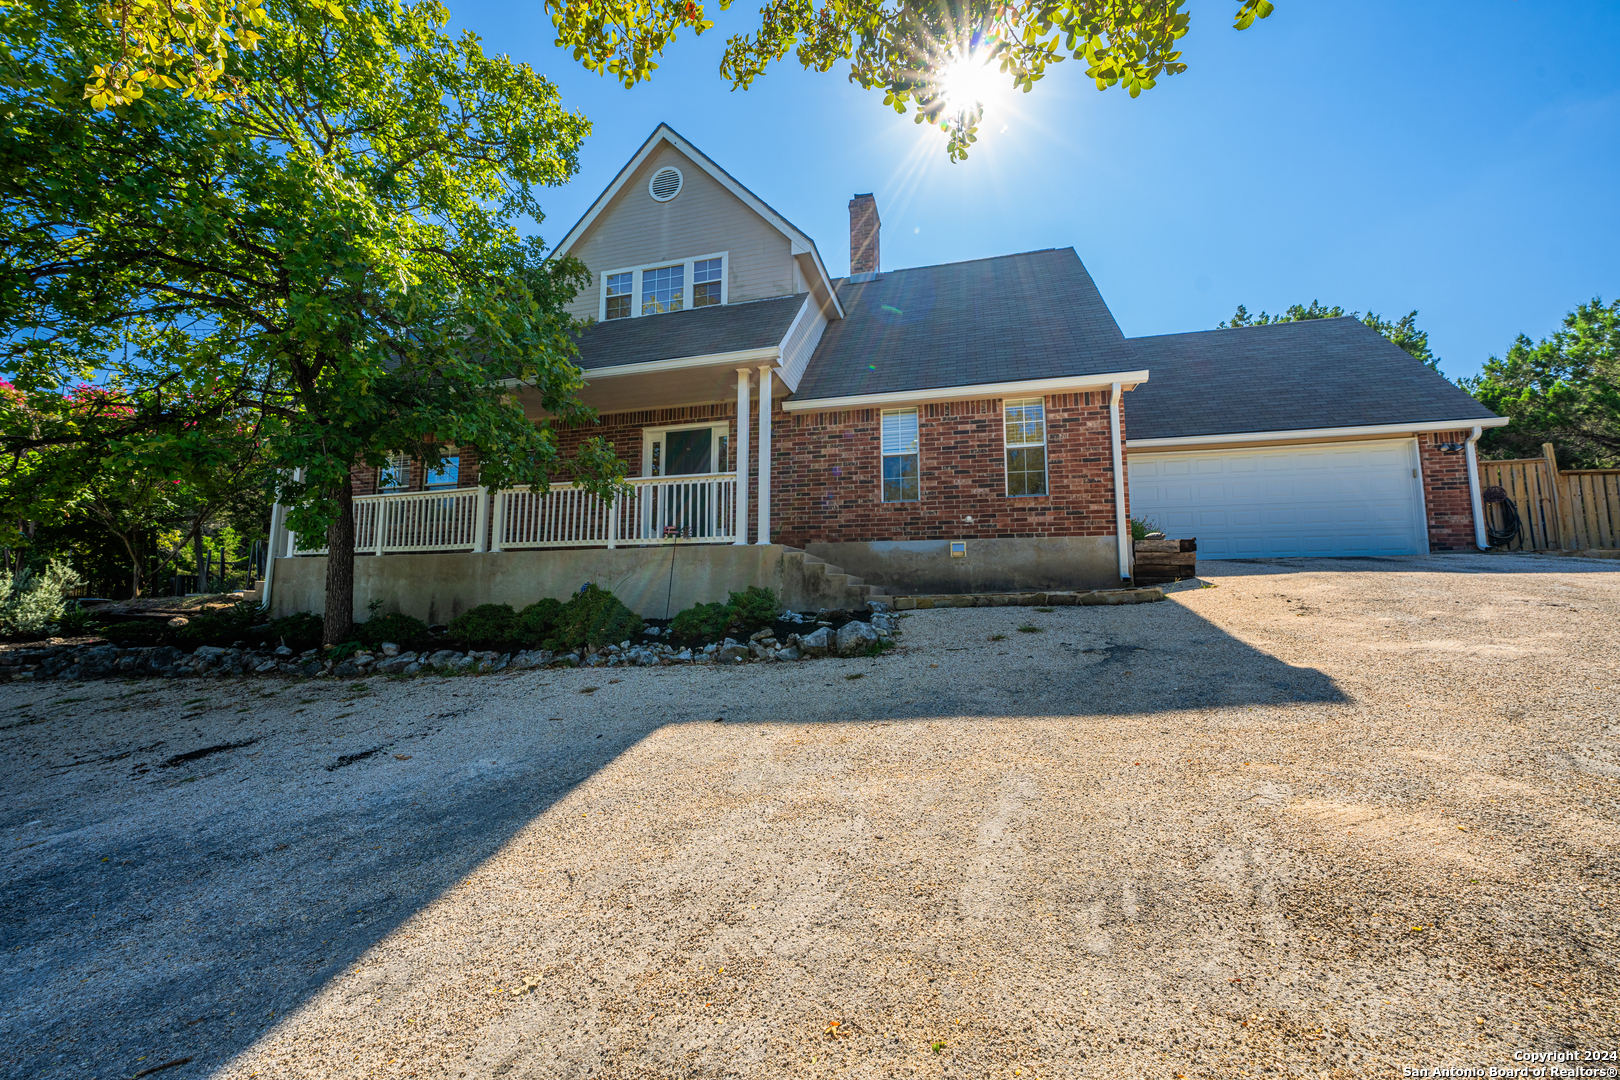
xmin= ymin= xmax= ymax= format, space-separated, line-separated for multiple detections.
xmin=515 ymin=350 xmax=789 ymax=417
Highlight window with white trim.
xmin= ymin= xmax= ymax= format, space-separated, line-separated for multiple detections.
xmin=1004 ymin=398 xmax=1048 ymax=497
xmin=598 ymin=253 xmax=727 ymax=321
xmin=641 ymin=264 xmax=685 ymax=315
xmin=881 ymin=408 xmax=919 ymax=502
xmin=425 ymin=455 xmax=460 ymax=490
xmin=378 ymin=452 xmax=410 ymax=491
xmin=604 ymin=272 xmax=633 ymax=320
xmin=693 ymin=258 xmax=723 ymax=308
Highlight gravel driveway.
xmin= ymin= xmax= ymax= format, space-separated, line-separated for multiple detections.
xmin=3 ymin=553 xmax=1617 ymax=1080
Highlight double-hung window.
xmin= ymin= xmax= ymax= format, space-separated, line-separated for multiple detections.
xmin=378 ymin=452 xmax=410 ymax=491
xmin=425 ymin=455 xmax=460 ymax=490
xmin=1004 ymin=398 xmax=1048 ymax=496
xmin=881 ymin=408 xmax=919 ymax=502
xmin=604 ymin=272 xmax=633 ymax=320
xmin=693 ymin=258 xmax=723 ymax=307
xmin=641 ymin=264 xmax=685 ymax=315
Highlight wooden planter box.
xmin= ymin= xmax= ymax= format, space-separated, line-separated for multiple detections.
xmin=1133 ymin=537 xmax=1196 ymax=586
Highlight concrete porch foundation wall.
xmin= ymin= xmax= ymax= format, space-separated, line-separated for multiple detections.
xmin=269 ymin=544 xmax=863 ymax=623
xmin=804 ymin=537 xmax=1124 ymax=595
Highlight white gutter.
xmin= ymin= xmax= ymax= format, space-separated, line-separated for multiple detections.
xmin=1464 ymin=425 xmax=1489 ymax=551
xmin=1109 ymin=382 xmax=1131 ymax=582
xmin=1128 ymin=416 xmax=1509 ymax=449
xmin=782 ymin=370 xmax=1149 ymax=412
xmin=499 ymin=346 xmax=780 ymax=391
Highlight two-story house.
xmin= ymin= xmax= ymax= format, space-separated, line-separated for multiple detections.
xmin=267 ymin=125 xmax=1505 ymax=623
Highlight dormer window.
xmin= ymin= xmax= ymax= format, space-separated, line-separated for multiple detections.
xmin=605 ymin=272 xmax=633 ymax=320
xmin=598 ymin=252 xmax=727 ymax=321
xmin=642 ymin=264 xmax=685 ymax=315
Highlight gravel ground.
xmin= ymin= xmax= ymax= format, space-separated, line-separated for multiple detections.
xmin=2 ymin=553 xmax=1617 ymax=1080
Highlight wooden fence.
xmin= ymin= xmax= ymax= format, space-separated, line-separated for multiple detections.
xmin=1476 ymin=444 xmax=1620 ymax=551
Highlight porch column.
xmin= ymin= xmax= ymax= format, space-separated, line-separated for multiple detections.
xmin=734 ymin=367 xmax=752 ymax=545
xmin=756 ymin=365 xmax=773 ymax=544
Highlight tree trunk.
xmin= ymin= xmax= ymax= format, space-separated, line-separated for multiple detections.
xmin=323 ymin=472 xmax=356 ymax=644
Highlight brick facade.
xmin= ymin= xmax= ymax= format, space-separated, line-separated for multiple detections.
xmin=1418 ymin=429 xmax=1478 ymax=552
xmin=774 ymin=392 xmax=1127 ymax=547
xmin=349 ymin=447 xmax=483 ymax=496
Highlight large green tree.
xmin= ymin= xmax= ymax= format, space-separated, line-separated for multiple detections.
xmin=1219 ymin=301 xmax=1440 ymax=372
xmin=2 ymin=0 xmax=624 ymax=643
xmin=1460 ymin=299 xmax=1619 ymax=469
xmin=85 ymin=0 xmax=1276 ymax=161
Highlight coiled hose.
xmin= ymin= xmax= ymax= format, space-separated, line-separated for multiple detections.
xmin=1482 ymin=485 xmax=1521 ymax=547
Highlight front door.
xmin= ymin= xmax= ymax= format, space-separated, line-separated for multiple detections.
xmin=663 ymin=427 xmax=713 ymax=475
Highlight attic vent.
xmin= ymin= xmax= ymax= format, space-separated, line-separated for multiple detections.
xmin=648 ymin=166 xmax=683 ymax=202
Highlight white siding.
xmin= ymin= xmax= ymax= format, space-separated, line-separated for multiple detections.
xmin=563 ymin=144 xmax=798 ymax=322
xmin=775 ymin=297 xmax=827 ymax=393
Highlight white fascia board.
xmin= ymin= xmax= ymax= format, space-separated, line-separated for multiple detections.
xmin=512 ymin=347 xmax=780 ymax=388
xmin=1126 ymin=416 xmax=1510 ymax=449
xmin=553 ymin=125 xmax=843 ymax=319
xmin=781 ymin=370 xmax=1149 ymax=412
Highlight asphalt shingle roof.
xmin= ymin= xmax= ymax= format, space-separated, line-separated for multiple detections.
xmin=573 ymin=293 xmax=807 ymax=370
xmin=794 ymin=249 xmax=1138 ymax=400
xmin=1125 ymin=318 xmax=1498 ymax=441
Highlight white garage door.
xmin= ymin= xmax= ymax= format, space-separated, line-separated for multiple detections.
xmin=1128 ymin=440 xmax=1427 ymax=558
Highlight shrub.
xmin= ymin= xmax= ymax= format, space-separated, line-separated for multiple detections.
xmin=669 ymin=600 xmax=731 ymax=643
xmin=101 ymin=620 xmax=164 ymax=646
xmin=178 ymin=601 xmax=262 ymax=647
xmin=726 ymin=586 xmax=779 ymax=634
xmin=356 ymin=611 xmax=430 ymax=649
xmin=58 ymin=602 xmax=97 ymax=635
xmin=516 ymin=598 xmax=563 ymax=646
xmin=447 ymin=603 xmax=519 ymax=649
xmin=1130 ymin=516 xmax=1160 ymax=542
xmin=250 ymin=612 xmax=324 ymax=653
xmin=548 ymin=585 xmax=643 ymax=651
xmin=0 ymin=562 xmax=83 ymax=639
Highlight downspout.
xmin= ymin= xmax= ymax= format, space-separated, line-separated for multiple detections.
xmin=1464 ymin=425 xmax=1488 ymax=551
xmin=1109 ymin=382 xmax=1132 ymax=581
xmin=258 ymin=501 xmax=284 ymax=613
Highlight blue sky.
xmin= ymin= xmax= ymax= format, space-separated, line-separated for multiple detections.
xmin=450 ymin=0 xmax=1620 ymax=382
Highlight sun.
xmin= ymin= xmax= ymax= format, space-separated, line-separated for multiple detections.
xmin=935 ymin=52 xmax=1010 ymax=117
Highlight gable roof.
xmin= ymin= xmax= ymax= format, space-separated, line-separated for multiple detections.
xmin=1125 ymin=317 xmax=1500 ymax=443
xmin=553 ymin=124 xmax=842 ymax=319
xmin=573 ymin=294 xmax=807 ymax=370
xmin=791 ymin=249 xmax=1142 ymax=403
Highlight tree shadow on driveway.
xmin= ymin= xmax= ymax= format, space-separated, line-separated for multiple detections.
xmin=0 ymin=595 xmax=1342 ymax=1079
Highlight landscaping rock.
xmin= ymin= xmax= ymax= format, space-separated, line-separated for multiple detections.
xmin=380 ymin=642 xmax=400 ymax=657
xmin=836 ymin=620 xmax=880 ymax=656
xmin=334 ymin=660 xmax=361 ymax=677
xmin=511 ymin=649 xmax=550 ymax=669
xmin=378 ymin=654 xmax=417 ymax=675
xmin=254 ymin=659 xmax=279 ymax=674
xmin=798 ymin=626 xmax=833 ymax=656
xmin=715 ymin=643 xmax=749 ymax=663
xmin=425 ymin=650 xmax=461 ymax=669
xmin=776 ymin=645 xmax=801 ymax=661
xmin=274 ymin=645 xmax=294 ymax=658
xmin=192 ymin=645 xmax=228 ymax=661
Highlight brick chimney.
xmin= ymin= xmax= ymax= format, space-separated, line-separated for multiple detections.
xmin=848 ymin=193 xmax=880 ymax=278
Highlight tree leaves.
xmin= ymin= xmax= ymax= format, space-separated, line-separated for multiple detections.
xmin=545 ymin=0 xmax=1273 ymax=161
xmin=1218 ymin=301 xmax=1440 ymax=372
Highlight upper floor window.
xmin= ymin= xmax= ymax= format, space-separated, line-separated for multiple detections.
xmin=605 ymin=272 xmax=633 ymax=320
xmin=1004 ymin=398 xmax=1048 ymax=497
xmin=378 ymin=452 xmax=410 ymax=491
xmin=642 ymin=264 xmax=685 ymax=315
xmin=426 ymin=455 xmax=460 ymax=490
xmin=881 ymin=408 xmax=919 ymax=502
xmin=599 ymin=253 xmax=726 ymax=322
xmin=693 ymin=258 xmax=723 ymax=308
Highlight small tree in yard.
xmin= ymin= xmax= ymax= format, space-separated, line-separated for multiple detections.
xmin=3 ymin=0 xmax=624 ymax=643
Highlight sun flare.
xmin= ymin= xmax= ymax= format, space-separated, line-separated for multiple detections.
xmin=936 ymin=52 xmax=1010 ymax=117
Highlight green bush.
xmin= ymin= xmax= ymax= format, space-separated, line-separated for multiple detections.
xmin=178 ymin=600 xmax=262 ymax=647
xmin=548 ymin=585 xmax=643 ymax=651
xmin=726 ymin=586 xmax=779 ymax=634
xmin=356 ymin=611 xmax=430 ymax=649
xmin=1130 ymin=516 xmax=1160 ymax=542
xmin=251 ymin=612 xmax=324 ymax=653
xmin=668 ymin=600 xmax=731 ymax=643
xmin=0 ymin=561 xmax=83 ymax=638
xmin=447 ymin=603 xmax=519 ymax=649
xmin=516 ymin=598 xmax=563 ymax=646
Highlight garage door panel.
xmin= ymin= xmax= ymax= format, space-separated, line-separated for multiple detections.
xmin=1129 ymin=440 xmax=1425 ymax=559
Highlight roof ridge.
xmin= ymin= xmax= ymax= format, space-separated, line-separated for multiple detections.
xmin=1128 ymin=316 xmax=1363 ymax=343
xmin=836 ymin=247 xmax=1068 ymax=284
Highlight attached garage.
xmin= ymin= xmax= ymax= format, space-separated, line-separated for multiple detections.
xmin=1124 ymin=317 xmax=1510 ymax=557
xmin=1128 ymin=440 xmax=1428 ymax=558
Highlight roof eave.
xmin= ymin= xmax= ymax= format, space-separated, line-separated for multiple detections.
xmin=783 ymin=370 xmax=1149 ymax=412
xmin=1127 ymin=416 xmax=1510 ymax=449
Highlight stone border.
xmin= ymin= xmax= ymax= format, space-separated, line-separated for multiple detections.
xmin=890 ymin=587 xmax=1164 ymax=610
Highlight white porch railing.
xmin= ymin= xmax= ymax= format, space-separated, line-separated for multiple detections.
xmin=291 ymin=474 xmax=739 ymax=555
xmin=495 ymin=474 xmax=739 ymax=550
xmin=293 ymin=487 xmax=485 ymax=556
